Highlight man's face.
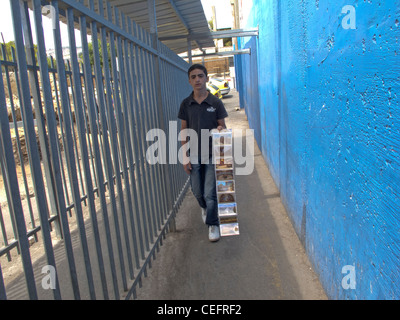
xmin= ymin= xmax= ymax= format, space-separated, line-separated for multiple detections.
xmin=188 ymin=68 xmax=208 ymax=91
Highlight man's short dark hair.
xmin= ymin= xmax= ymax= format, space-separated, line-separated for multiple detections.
xmin=188 ymin=64 xmax=208 ymax=78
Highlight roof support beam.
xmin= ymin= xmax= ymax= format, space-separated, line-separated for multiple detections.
xmin=187 ymin=38 xmax=192 ymax=64
xmin=148 ymin=0 xmax=157 ymax=37
xmin=159 ymin=28 xmax=259 ymax=42
xmin=181 ymin=48 xmax=251 ymax=59
xmin=168 ymin=0 xmax=190 ymax=31
xmin=167 ymin=0 xmax=204 ymax=52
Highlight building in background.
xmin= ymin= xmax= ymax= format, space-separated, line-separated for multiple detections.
xmin=182 ymin=0 xmax=237 ymax=84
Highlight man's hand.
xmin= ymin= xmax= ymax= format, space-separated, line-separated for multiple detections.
xmin=217 ymin=119 xmax=226 ymax=132
xmin=183 ymin=162 xmax=192 ymax=175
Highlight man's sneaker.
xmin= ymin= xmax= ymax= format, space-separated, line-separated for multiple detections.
xmin=208 ymin=225 xmax=220 ymax=242
xmin=201 ymin=208 xmax=207 ymax=224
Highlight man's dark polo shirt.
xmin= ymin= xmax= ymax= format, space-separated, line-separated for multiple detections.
xmin=178 ymin=92 xmax=228 ymax=161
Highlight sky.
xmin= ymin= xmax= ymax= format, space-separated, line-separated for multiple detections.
xmin=201 ymin=0 xmax=233 ymax=29
xmin=0 ymin=1 xmax=79 ymax=50
xmin=0 ymin=1 xmax=15 ymax=44
xmin=0 ymin=0 xmax=231 ymax=49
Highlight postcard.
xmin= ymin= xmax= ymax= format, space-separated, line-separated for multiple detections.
xmin=215 ymin=157 xmax=233 ymax=170
xmin=212 ymin=133 xmax=232 ymax=146
xmin=220 ymin=223 xmax=240 ymax=236
xmin=220 ymin=215 xmax=238 ymax=224
xmin=218 ymin=192 xmax=235 ymax=203
xmin=214 ymin=145 xmax=233 ymax=158
xmin=217 ymin=180 xmax=235 ymax=193
xmin=218 ymin=203 xmax=237 ymax=216
xmin=216 ymin=170 xmax=234 ymax=181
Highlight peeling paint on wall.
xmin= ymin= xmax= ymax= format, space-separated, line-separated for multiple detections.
xmin=235 ymin=0 xmax=400 ymax=299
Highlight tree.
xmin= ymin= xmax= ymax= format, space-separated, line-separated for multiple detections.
xmin=1 ymin=40 xmax=54 ymax=69
xmin=79 ymin=41 xmax=111 ymax=70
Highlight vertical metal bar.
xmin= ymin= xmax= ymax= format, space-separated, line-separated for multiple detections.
xmin=66 ymin=6 xmax=97 ymax=300
xmin=187 ymin=39 xmax=193 ymax=65
xmin=32 ymin=0 xmax=78 ymax=299
xmin=126 ymin=18 xmax=147 ymax=259
xmin=97 ymin=0 xmax=128 ymax=293
xmin=147 ymin=2 xmax=175 ymax=228
xmin=149 ymin=43 xmax=168 ymax=230
xmin=176 ymin=68 xmax=188 ymax=197
xmin=9 ymin=47 xmax=28 ymax=254
xmin=161 ymin=61 xmax=174 ymax=222
xmin=116 ymin=10 xmax=141 ymax=270
xmin=20 ymin=1 xmax=60 ymax=225
xmin=174 ymin=69 xmax=185 ymax=206
xmin=147 ymin=45 xmax=165 ymax=231
xmin=160 ymin=61 xmax=175 ymax=220
xmin=79 ymin=63 xmax=98 ymax=193
xmin=138 ymin=22 xmax=156 ymax=250
xmin=0 ymin=68 xmax=27 ymax=253
xmin=0 ymin=56 xmax=37 ymax=300
xmin=106 ymin=3 xmax=134 ymax=281
xmin=167 ymin=63 xmax=180 ymax=231
xmin=138 ymin=29 xmax=159 ymax=236
xmin=134 ymin=29 xmax=156 ymax=242
xmin=159 ymin=60 xmax=175 ymax=212
xmin=75 ymin=8 xmax=110 ymax=300
xmin=0 ymin=124 xmax=17 ymax=248
xmin=49 ymin=56 xmax=71 ymax=212
xmin=142 ymin=42 xmax=163 ymax=232
xmin=160 ymin=61 xmax=175 ymax=206
xmin=147 ymin=40 xmax=169 ymax=225
xmin=0 ymin=204 xmax=10 ymax=262
xmin=130 ymin=24 xmax=152 ymax=252
xmin=65 ymin=61 xmax=87 ymax=205
xmin=146 ymin=34 xmax=164 ymax=233
xmin=0 ymin=262 xmax=6 ymax=300
xmin=1 ymin=47 xmax=36 ymax=241
xmin=88 ymin=0 xmax=120 ymax=299
xmin=50 ymin=0 xmax=82 ymax=300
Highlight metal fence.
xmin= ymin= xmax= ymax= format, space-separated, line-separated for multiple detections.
xmin=0 ymin=0 xmax=191 ymax=300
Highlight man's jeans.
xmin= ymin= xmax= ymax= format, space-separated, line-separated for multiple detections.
xmin=190 ymin=163 xmax=219 ymax=226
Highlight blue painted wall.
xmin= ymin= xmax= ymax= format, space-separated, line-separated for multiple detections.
xmin=235 ymin=0 xmax=400 ymax=299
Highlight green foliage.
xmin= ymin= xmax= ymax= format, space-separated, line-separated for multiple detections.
xmin=79 ymin=41 xmax=112 ymax=70
xmin=1 ymin=40 xmax=112 ymax=72
xmin=1 ymin=40 xmax=54 ymax=69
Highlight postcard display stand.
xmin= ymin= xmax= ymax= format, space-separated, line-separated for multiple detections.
xmin=211 ymin=129 xmax=240 ymax=237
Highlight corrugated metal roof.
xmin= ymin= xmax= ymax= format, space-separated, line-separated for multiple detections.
xmin=108 ymin=0 xmax=214 ymax=53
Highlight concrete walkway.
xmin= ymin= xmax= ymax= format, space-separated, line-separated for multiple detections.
xmin=135 ymin=90 xmax=327 ymax=300
xmin=3 ymin=89 xmax=327 ymax=300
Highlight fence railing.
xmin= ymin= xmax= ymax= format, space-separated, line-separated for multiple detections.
xmin=0 ymin=0 xmax=191 ymax=300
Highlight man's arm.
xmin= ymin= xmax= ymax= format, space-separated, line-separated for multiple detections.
xmin=180 ymin=120 xmax=192 ymax=174
xmin=217 ymin=118 xmax=227 ymax=131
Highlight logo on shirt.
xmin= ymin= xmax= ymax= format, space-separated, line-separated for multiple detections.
xmin=207 ymin=107 xmax=216 ymax=113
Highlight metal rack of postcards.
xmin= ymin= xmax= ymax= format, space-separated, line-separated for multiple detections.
xmin=211 ymin=129 xmax=240 ymax=237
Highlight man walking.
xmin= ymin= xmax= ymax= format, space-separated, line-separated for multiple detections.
xmin=178 ymin=64 xmax=228 ymax=242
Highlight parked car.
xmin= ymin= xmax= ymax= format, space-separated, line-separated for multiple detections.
xmin=209 ymin=78 xmax=230 ymax=96
xmin=207 ymin=83 xmax=222 ymax=99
